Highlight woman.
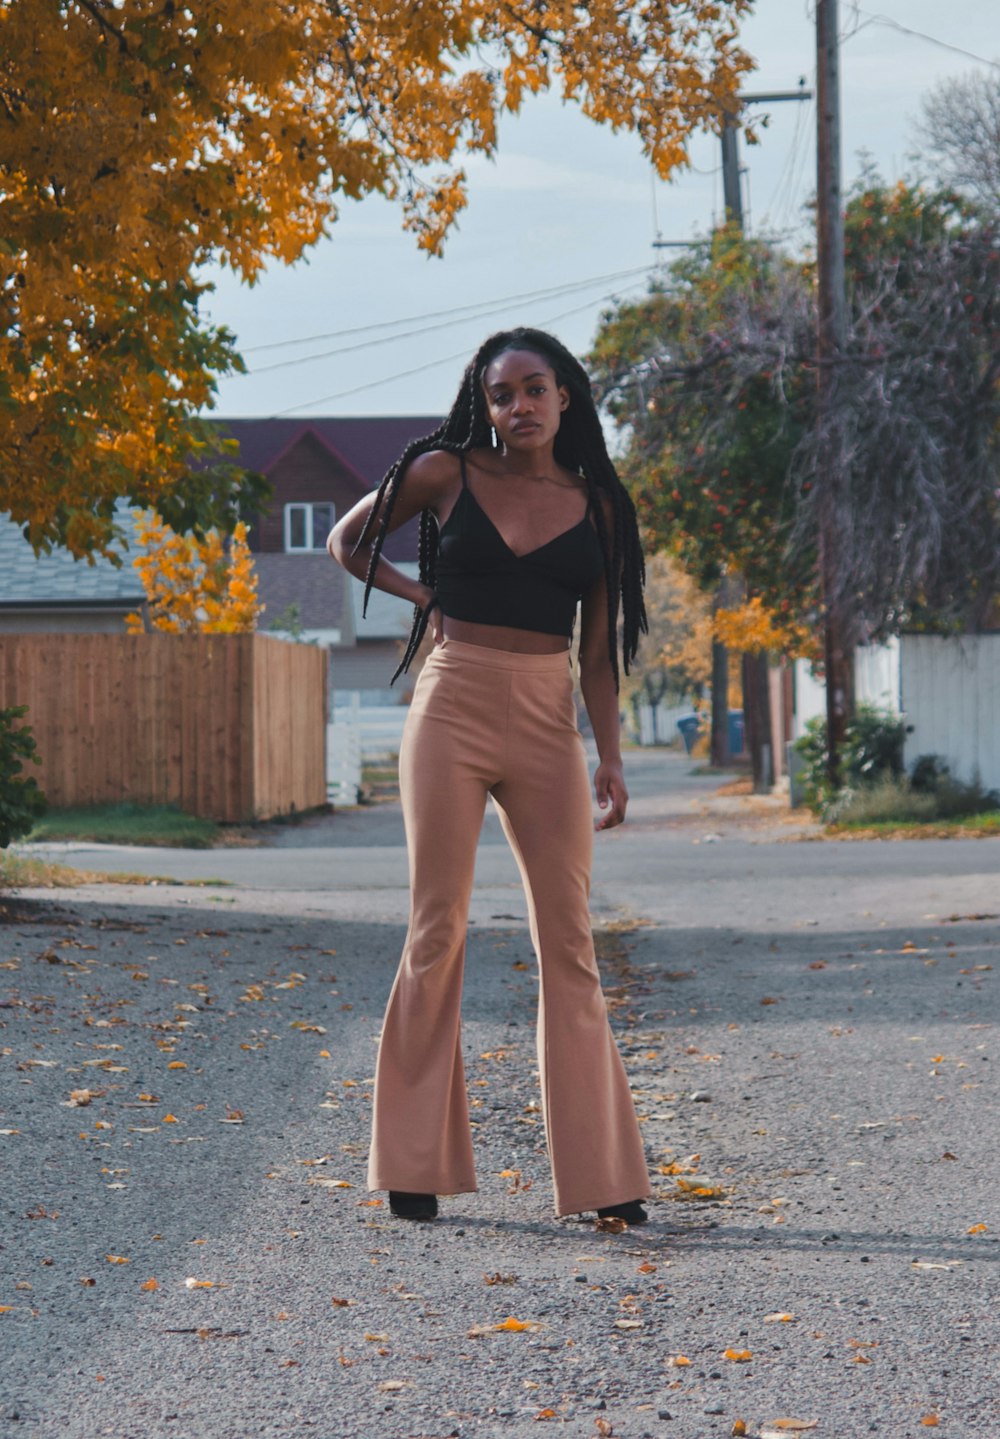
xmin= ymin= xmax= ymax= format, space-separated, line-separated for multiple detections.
xmin=327 ymin=327 xmax=650 ymax=1224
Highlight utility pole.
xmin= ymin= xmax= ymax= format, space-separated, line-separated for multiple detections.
xmin=716 ymin=84 xmax=811 ymax=791
xmin=815 ymin=0 xmax=852 ymax=786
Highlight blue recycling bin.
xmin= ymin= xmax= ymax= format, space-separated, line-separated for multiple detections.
xmin=676 ymin=714 xmax=701 ymax=754
xmin=728 ymin=709 xmax=745 ymax=755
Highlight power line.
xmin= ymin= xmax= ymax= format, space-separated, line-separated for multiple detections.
xmin=248 ymin=266 xmax=656 ymax=377
xmin=274 ymin=281 xmax=653 ymax=416
xmin=847 ymin=9 xmax=1000 ymax=69
xmin=242 ymin=265 xmax=654 ymax=357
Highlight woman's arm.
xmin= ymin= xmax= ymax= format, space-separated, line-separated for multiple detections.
xmin=578 ymin=562 xmax=629 ymax=831
xmin=326 ymin=450 xmax=457 ymax=615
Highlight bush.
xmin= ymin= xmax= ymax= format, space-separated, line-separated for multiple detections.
xmin=824 ymin=754 xmax=999 ymax=827
xmin=794 ymin=703 xmax=907 ymax=813
xmin=0 ymin=705 xmax=47 ymax=848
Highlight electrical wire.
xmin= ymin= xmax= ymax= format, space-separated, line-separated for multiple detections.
xmin=248 ymin=266 xmax=655 ymax=377
xmin=273 ymin=282 xmax=654 ymax=416
xmin=846 ymin=9 xmax=1000 ymax=69
xmin=242 ymin=265 xmax=654 ymax=357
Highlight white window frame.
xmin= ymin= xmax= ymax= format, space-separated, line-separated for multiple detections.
xmin=284 ymin=502 xmax=336 ymax=553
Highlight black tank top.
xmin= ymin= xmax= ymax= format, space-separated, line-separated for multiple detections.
xmin=434 ymin=454 xmax=605 ymax=637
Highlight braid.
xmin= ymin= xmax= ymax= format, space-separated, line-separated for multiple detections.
xmin=360 ymin=326 xmax=646 ymax=686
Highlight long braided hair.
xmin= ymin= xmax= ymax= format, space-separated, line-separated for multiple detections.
xmin=354 ymin=327 xmax=647 ymax=686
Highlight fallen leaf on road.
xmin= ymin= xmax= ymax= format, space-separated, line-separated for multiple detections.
xmin=307 ymin=1177 xmax=352 ymax=1189
xmin=724 ymin=1348 xmax=752 ymax=1362
xmin=967 ymin=1223 xmax=987 ymax=1234
xmin=764 ymin=1312 xmax=795 ymax=1323
xmin=496 ymin=1316 xmax=538 ymax=1331
xmin=105 ymin=1255 xmax=129 ymax=1264
xmin=665 ymin=1354 xmax=691 ymax=1367
xmin=595 ymin=1216 xmax=627 ymax=1233
xmin=68 ymin=1089 xmax=98 ymax=1107
xmin=331 ymin=1297 xmax=352 ymax=1307
xmin=484 ymin=1273 xmax=518 ymax=1286
xmin=920 ymin=1417 xmax=939 ymax=1427
xmin=595 ymin=1421 xmax=613 ymax=1437
xmin=363 ymin=1332 xmax=389 ymax=1342
xmin=732 ymin=1422 xmax=747 ymax=1437
xmin=379 ymin=1381 xmax=410 ymax=1392
xmin=167 ymin=1061 xmax=186 ymax=1070
xmin=184 ymin=1278 xmax=216 ymax=1289
xmin=535 ymin=1410 xmax=557 ymax=1421
xmin=615 ymin=1319 xmax=643 ymax=1330
xmin=140 ymin=1278 xmax=158 ymax=1291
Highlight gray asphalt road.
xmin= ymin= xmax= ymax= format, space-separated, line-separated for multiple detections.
xmin=2 ymin=754 xmax=999 ymax=1438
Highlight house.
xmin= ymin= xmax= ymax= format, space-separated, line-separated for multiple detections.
xmin=0 ymin=507 xmax=147 ymax=633
xmin=218 ymin=416 xmax=442 ymax=699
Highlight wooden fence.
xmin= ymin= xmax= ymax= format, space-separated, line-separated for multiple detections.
xmin=0 ymin=633 xmax=327 ymax=823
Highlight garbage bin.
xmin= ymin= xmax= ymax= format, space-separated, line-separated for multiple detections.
xmin=676 ymin=714 xmax=701 ymax=755
xmin=727 ymin=709 xmax=745 ymax=755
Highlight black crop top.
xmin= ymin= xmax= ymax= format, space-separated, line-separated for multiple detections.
xmin=434 ymin=455 xmax=605 ymax=637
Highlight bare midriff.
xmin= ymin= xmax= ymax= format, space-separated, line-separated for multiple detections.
xmin=442 ymin=616 xmax=570 ymax=654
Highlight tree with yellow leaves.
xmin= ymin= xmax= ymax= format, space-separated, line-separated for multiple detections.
xmin=125 ymin=513 xmax=262 ymax=634
xmin=1 ymin=0 xmax=754 ymax=558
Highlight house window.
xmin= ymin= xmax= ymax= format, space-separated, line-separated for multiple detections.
xmin=285 ymin=502 xmax=335 ymax=552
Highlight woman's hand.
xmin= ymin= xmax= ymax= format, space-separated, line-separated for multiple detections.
xmin=594 ymin=760 xmax=628 ymax=830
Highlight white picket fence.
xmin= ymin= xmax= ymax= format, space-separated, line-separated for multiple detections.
xmin=633 ymin=702 xmax=690 ymax=746
xmin=327 ymin=694 xmax=410 ymax=805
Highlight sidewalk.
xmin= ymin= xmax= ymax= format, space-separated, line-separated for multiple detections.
xmin=2 ymin=753 xmax=998 ymax=1438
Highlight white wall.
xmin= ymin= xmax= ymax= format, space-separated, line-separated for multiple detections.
xmin=901 ymin=634 xmax=1000 ymax=792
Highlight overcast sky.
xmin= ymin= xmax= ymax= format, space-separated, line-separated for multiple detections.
xmin=202 ymin=1 xmax=998 ymax=421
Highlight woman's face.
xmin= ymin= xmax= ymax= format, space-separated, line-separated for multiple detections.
xmin=482 ymin=349 xmax=569 ymax=454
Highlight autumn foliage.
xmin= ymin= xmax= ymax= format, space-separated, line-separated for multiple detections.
xmin=125 ymin=513 xmax=262 ymax=634
xmin=1 ymin=0 xmax=753 ymax=558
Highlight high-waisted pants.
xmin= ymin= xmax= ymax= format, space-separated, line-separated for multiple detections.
xmin=367 ymin=638 xmax=650 ymax=1216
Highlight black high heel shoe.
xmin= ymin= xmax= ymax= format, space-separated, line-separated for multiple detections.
xmin=389 ymin=1191 xmax=438 ymax=1221
xmin=597 ymin=1199 xmax=648 ymax=1225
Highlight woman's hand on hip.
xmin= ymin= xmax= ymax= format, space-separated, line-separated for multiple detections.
xmin=594 ymin=760 xmax=628 ymax=830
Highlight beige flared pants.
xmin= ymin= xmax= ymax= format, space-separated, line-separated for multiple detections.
xmin=367 ymin=638 xmax=650 ymax=1216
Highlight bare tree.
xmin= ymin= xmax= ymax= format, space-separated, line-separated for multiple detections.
xmin=916 ymin=69 xmax=1000 ymax=213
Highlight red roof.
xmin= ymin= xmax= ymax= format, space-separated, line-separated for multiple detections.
xmin=214 ymin=417 xmax=444 ymax=491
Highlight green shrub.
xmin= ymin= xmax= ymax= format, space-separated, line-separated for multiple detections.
xmin=0 ymin=705 xmax=47 ymax=848
xmin=826 ymin=755 xmax=999 ymax=827
xmin=794 ymin=703 xmax=907 ymax=813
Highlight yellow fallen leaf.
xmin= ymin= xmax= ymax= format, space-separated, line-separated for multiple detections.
xmin=595 ymin=1215 xmax=627 ymax=1233
xmin=162 ymin=1114 xmax=178 ymax=1124
xmin=363 ymin=1332 xmax=389 ymax=1342
xmin=105 ymin=1255 xmax=130 ymax=1264
xmin=666 ymin=1354 xmax=691 ymax=1367
xmin=764 ymin=1312 xmax=795 ymax=1323
xmin=319 ymin=1050 xmax=331 ymax=1058
xmin=306 ymin=1177 xmax=352 ymax=1189
xmin=68 ymin=1089 xmax=95 ymax=1107
xmin=851 ymin=1354 xmax=872 ymax=1364
xmin=290 ymin=1022 xmax=327 ymax=1034
xmin=0 ymin=1305 xmax=13 ymax=1313
xmin=967 ymin=1223 xmax=987 ymax=1234
xmin=535 ymin=1410 xmax=557 ymax=1420
xmin=920 ymin=1417 xmax=940 ymax=1428
xmin=496 ymin=1316 xmax=533 ymax=1331
xmin=636 ymin=1262 xmax=657 ymax=1274
xmin=615 ymin=1319 xmax=643 ymax=1330
xmin=732 ymin=1422 xmax=748 ymax=1437
xmin=724 ymin=1348 xmax=752 ymax=1362
xmin=140 ymin=1278 xmax=158 ymax=1292
xmin=184 ymin=1278 xmax=215 ymax=1289
xmin=167 ymin=1061 xmax=186 ymax=1070
xmin=379 ymin=1380 xmax=410 ymax=1392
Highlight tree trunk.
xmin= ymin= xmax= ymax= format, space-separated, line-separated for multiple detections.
xmin=710 ymin=638 xmax=731 ymax=767
xmin=742 ymin=651 xmax=774 ymax=793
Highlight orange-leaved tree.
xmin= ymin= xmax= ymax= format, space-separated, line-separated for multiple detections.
xmin=125 ymin=513 xmax=262 ymax=634
xmin=1 ymin=0 xmax=754 ymax=557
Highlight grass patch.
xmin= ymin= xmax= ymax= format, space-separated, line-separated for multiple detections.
xmin=0 ymin=851 xmax=173 ymax=888
xmin=830 ymin=812 xmax=1000 ymax=839
xmin=824 ymin=772 xmax=1000 ymax=837
xmin=29 ymin=803 xmax=220 ymax=849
